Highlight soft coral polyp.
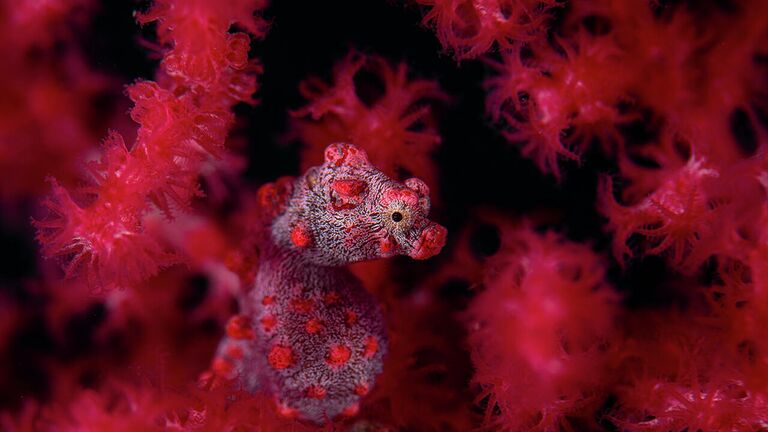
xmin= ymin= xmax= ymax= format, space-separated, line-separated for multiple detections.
xmin=293 ymin=52 xmax=446 ymax=187
xmin=467 ymin=224 xmax=617 ymax=430
xmin=416 ymin=0 xmax=559 ymax=59
xmin=600 ymin=156 xmax=721 ymax=272
xmin=486 ymin=34 xmax=628 ymax=179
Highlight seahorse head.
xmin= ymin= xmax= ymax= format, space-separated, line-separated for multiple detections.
xmin=272 ymin=143 xmax=447 ymax=266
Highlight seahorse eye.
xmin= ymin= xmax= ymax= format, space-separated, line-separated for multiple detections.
xmin=391 ymin=212 xmax=403 ymax=222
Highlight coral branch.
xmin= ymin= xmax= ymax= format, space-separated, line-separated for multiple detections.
xmin=33 ymin=0 xmax=266 ymax=290
xmin=467 ymin=224 xmax=617 ymax=430
xmin=292 ymin=52 xmax=446 ymax=187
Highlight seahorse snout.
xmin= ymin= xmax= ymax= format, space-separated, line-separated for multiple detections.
xmin=409 ymin=223 xmax=447 ymax=260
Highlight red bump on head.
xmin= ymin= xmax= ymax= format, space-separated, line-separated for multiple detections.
xmin=363 ymin=336 xmax=379 ymax=359
xmin=226 ymin=315 xmax=254 ymax=340
xmin=405 ymin=177 xmax=430 ymax=196
xmin=382 ymin=188 xmax=419 ymax=207
xmin=326 ymin=344 xmax=351 ymax=366
xmin=305 ymin=385 xmax=327 ymax=399
xmin=305 ymin=318 xmax=323 ymax=334
xmin=324 ymin=143 xmax=369 ymax=167
xmin=332 ymin=179 xmax=368 ymax=197
xmin=411 ymin=223 xmax=448 ymax=260
xmin=290 ymin=223 xmax=313 ymax=248
xmin=260 ymin=314 xmax=277 ymax=332
xmin=261 ymin=295 xmax=275 ymax=305
xmin=268 ymin=345 xmax=295 ymax=370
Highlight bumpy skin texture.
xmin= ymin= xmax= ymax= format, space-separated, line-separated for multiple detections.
xmin=273 ymin=143 xmax=447 ymax=264
xmin=209 ymin=143 xmax=447 ymax=424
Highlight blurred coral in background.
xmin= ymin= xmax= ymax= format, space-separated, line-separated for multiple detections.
xmin=1 ymin=0 xmax=768 ymax=430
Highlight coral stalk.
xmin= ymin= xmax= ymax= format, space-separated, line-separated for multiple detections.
xmin=34 ymin=0 xmax=266 ymax=290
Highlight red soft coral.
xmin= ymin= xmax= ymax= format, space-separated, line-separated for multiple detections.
xmin=600 ymin=156 xmax=722 ymax=272
xmin=6 ymin=379 xmax=315 ymax=432
xmin=292 ymin=52 xmax=446 ymax=187
xmin=467 ymin=224 xmax=617 ymax=431
xmin=139 ymin=0 xmax=266 ymax=102
xmin=486 ymin=34 xmax=630 ymax=179
xmin=610 ymin=310 xmax=768 ymax=432
xmin=570 ymin=0 xmax=767 ymax=165
xmin=34 ymin=1 xmax=266 ymax=290
xmin=415 ymin=0 xmax=559 ymax=59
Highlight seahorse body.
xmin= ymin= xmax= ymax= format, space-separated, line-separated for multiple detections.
xmin=207 ymin=143 xmax=447 ymax=424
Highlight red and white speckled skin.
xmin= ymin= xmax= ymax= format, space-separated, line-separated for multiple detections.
xmin=207 ymin=143 xmax=447 ymax=424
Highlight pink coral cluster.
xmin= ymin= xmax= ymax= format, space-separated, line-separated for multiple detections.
xmin=415 ymin=0 xmax=559 ymax=60
xmin=468 ymin=224 xmax=617 ymax=430
xmin=33 ymin=0 xmax=266 ymax=290
xmin=413 ymin=0 xmax=768 ymax=430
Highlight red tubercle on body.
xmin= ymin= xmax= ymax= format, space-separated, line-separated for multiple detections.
xmin=305 ymin=385 xmax=327 ymax=399
xmin=226 ymin=315 xmax=255 ymax=340
xmin=268 ymin=345 xmax=295 ymax=370
xmin=290 ymin=223 xmax=313 ymax=248
xmin=363 ymin=336 xmax=379 ymax=359
xmin=197 ymin=366 xmax=237 ymax=391
xmin=326 ymin=345 xmax=351 ymax=366
xmin=225 ymin=344 xmax=244 ymax=359
xmin=290 ymin=298 xmax=314 ymax=313
xmin=354 ymin=382 xmax=369 ymax=396
xmin=345 ymin=309 xmax=358 ymax=326
xmin=212 ymin=357 xmax=234 ymax=376
xmin=323 ymin=292 xmax=341 ymax=305
xmin=260 ymin=314 xmax=277 ymax=332
xmin=305 ymin=318 xmax=323 ymax=334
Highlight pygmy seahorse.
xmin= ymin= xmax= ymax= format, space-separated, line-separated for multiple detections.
xmin=203 ymin=143 xmax=447 ymax=424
